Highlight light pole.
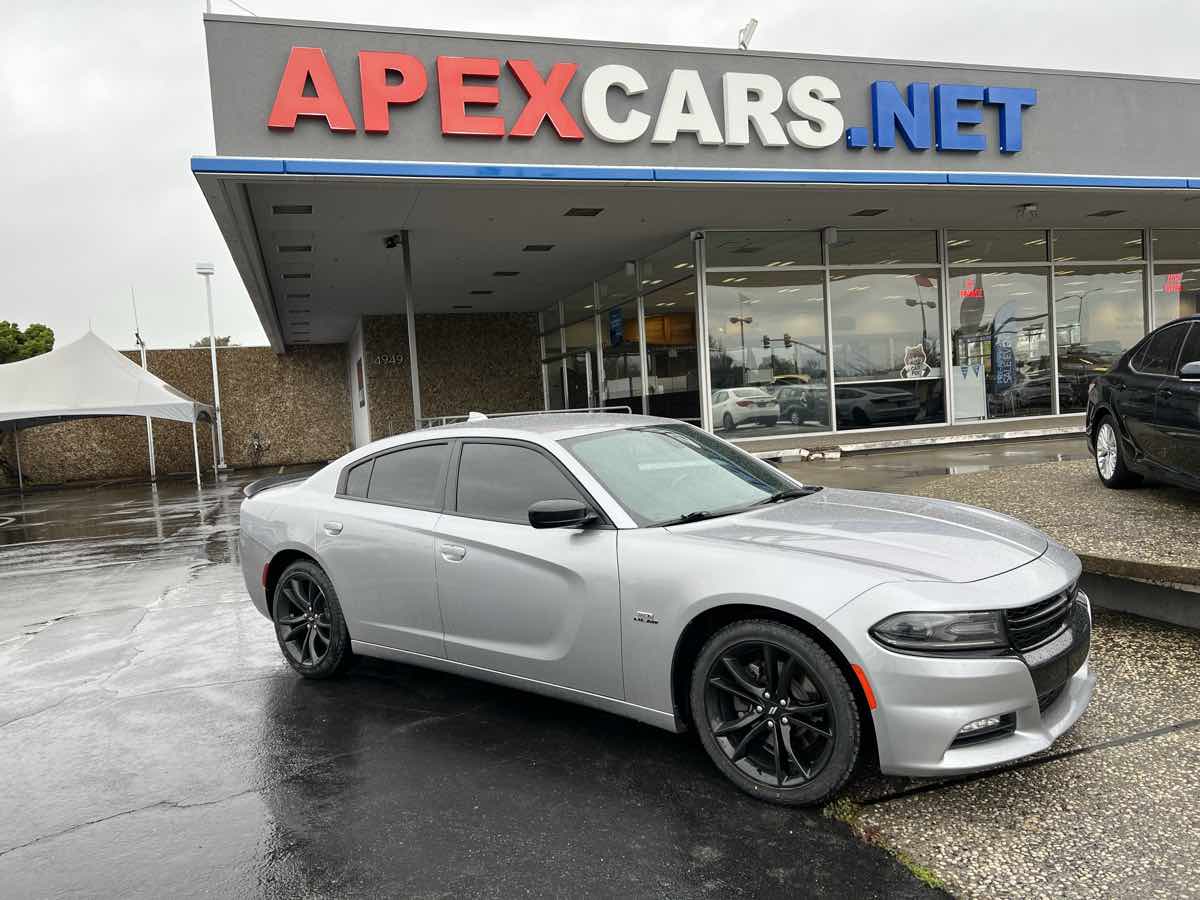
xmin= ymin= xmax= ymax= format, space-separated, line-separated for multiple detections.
xmin=195 ymin=262 xmax=227 ymax=470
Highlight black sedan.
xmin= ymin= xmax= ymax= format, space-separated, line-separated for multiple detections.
xmin=1086 ymin=315 xmax=1200 ymax=490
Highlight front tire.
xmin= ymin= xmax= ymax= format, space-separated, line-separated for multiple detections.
xmin=272 ymin=560 xmax=352 ymax=678
xmin=1094 ymin=415 xmax=1140 ymax=488
xmin=690 ymin=620 xmax=860 ymax=806
xmin=722 ymin=412 xmax=735 ymax=432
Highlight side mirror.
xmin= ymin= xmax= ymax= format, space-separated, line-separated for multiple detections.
xmin=528 ymin=498 xmax=596 ymax=529
xmin=1180 ymin=360 xmax=1200 ymax=381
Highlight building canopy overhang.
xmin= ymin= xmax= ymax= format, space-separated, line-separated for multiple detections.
xmin=194 ymin=14 xmax=1200 ymax=352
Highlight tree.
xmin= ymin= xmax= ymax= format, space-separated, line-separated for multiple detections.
xmin=0 ymin=322 xmax=54 ymax=363
xmin=189 ymin=335 xmax=237 ymax=348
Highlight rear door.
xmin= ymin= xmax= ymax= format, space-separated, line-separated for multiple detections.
xmin=316 ymin=441 xmax=450 ymax=658
xmin=434 ymin=439 xmax=622 ymax=698
xmin=1154 ymin=323 xmax=1200 ymax=481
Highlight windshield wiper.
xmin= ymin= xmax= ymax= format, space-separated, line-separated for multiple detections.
xmin=753 ymin=486 xmax=823 ymax=506
xmin=657 ymin=509 xmax=737 ymax=527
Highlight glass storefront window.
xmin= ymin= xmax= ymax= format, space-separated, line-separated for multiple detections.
xmin=644 ymin=277 xmax=700 ymax=422
xmin=829 ymin=270 xmax=943 ymax=382
xmin=828 ymin=231 xmax=938 ymax=266
xmin=945 ymin=230 xmax=1048 ymax=265
xmin=705 ymin=231 xmax=822 ymax=269
xmin=1152 ymin=265 xmax=1200 ymax=326
xmin=948 ymin=268 xmax=1051 ymax=420
xmin=1053 ymin=230 xmax=1143 ymax=262
xmin=706 ymin=270 xmax=829 ymax=435
xmin=562 ymin=317 xmax=598 ymax=408
xmin=541 ymin=303 xmax=560 ymax=336
xmin=562 ymin=285 xmax=595 ymax=324
xmin=597 ymin=268 xmax=637 ymax=311
xmin=601 ymin=298 xmax=642 ymax=411
xmin=1053 ymin=266 xmax=1146 ymax=413
xmin=835 ymin=381 xmax=945 ymax=431
xmin=1152 ymin=229 xmax=1200 ymax=261
xmin=640 ymin=238 xmax=695 ymax=292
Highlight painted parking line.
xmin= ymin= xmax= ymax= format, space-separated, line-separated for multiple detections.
xmin=863 ymin=716 xmax=1200 ymax=806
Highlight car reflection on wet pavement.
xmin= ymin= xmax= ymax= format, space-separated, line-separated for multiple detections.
xmin=0 ymin=473 xmax=936 ymax=899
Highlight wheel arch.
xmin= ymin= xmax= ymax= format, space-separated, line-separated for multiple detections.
xmin=264 ymin=547 xmax=321 ymax=616
xmin=669 ymin=603 xmax=878 ymax=761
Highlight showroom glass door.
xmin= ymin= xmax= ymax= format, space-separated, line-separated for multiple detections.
xmin=544 ymin=349 xmax=596 ymax=409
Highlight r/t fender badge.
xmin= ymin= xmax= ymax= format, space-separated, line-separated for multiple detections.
xmin=633 ymin=611 xmax=659 ymax=624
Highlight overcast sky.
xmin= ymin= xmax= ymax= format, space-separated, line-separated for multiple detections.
xmin=2 ymin=0 xmax=1196 ymax=350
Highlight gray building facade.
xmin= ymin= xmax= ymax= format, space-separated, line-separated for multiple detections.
xmin=195 ymin=13 xmax=1200 ymax=445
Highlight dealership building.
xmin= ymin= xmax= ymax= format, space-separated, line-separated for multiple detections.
xmin=194 ymin=14 xmax=1200 ymax=449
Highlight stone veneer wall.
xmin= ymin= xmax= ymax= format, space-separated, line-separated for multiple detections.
xmin=0 ymin=344 xmax=351 ymax=488
xmin=363 ymin=312 xmax=543 ymax=440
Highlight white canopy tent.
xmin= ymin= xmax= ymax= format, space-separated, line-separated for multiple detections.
xmin=0 ymin=332 xmax=215 ymax=491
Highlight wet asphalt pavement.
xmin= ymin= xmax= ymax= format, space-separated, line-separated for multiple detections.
xmin=0 ymin=475 xmax=937 ymax=899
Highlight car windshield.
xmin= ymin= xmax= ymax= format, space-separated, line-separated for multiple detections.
xmin=561 ymin=423 xmax=816 ymax=526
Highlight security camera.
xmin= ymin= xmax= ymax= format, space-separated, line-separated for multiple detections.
xmin=383 ymin=234 xmax=401 ymax=249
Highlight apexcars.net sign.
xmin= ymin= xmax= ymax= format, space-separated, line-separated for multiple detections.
xmin=267 ymin=47 xmax=1037 ymax=153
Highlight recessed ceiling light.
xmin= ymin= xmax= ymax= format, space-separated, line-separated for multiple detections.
xmin=282 ymin=272 xmax=310 ymax=280
xmin=289 ymin=308 xmax=311 ymax=314
xmin=272 ymin=204 xmax=312 ymax=215
xmin=523 ymin=244 xmax=555 ymax=252
xmin=453 ymin=304 xmax=473 ymax=309
xmin=278 ymin=244 xmax=312 ymax=253
xmin=493 ymin=271 xmax=519 ymax=277
xmin=850 ymin=208 xmax=889 ymax=217
xmin=289 ymin=320 xmax=310 ymax=326
xmin=285 ymin=293 xmax=310 ymax=299
xmin=1087 ymin=209 xmax=1126 ymax=218
xmin=564 ymin=207 xmax=603 ymax=217
xmin=469 ymin=289 xmax=494 ymax=295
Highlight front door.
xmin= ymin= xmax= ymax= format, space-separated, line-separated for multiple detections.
xmin=1154 ymin=323 xmax=1200 ymax=480
xmin=434 ymin=440 xmax=622 ymax=699
xmin=544 ymin=350 xmax=596 ymax=411
xmin=1122 ymin=322 xmax=1190 ymax=464
xmin=318 ymin=442 xmax=451 ymax=658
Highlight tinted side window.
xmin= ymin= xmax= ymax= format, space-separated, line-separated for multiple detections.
xmin=343 ymin=459 xmax=373 ymax=498
xmin=366 ymin=443 xmax=449 ymax=508
xmin=1179 ymin=324 xmax=1200 ymax=370
xmin=456 ymin=443 xmax=583 ymax=524
xmin=1139 ymin=324 xmax=1188 ymax=375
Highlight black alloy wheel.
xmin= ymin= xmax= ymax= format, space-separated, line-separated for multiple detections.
xmin=272 ymin=560 xmax=352 ymax=678
xmin=691 ymin=620 xmax=860 ymax=806
xmin=789 ymin=408 xmax=803 ymax=426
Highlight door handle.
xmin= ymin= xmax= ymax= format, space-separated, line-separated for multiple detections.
xmin=323 ymin=521 xmax=343 ymax=536
xmin=1114 ymin=380 xmax=1127 ymax=391
xmin=440 ymin=544 xmax=467 ymax=563
xmin=1159 ymin=387 xmax=1174 ymax=399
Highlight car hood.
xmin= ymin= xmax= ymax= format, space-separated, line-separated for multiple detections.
xmin=667 ymin=487 xmax=1047 ymax=583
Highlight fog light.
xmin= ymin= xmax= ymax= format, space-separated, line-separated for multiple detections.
xmin=959 ymin=716 xmax=1002 ymax=735
xmin=951 ymin=712 xmax=1016 ymax=747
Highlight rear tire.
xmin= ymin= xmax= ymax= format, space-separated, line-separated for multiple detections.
xmin=1094 ymin=415 xmax=1140 ymax=488
xmin=272 ymin=560 xmax=352 ymax=678
xmin=690 ymin=620 xmax=860 ymax=806
xmin=722 ymin=412 xmax=735 ymax=432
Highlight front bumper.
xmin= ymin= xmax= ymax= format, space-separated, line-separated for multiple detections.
xmin=828 ymin=550 xmax=1095 ymax=776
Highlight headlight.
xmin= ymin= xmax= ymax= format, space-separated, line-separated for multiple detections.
xmin=870 ymin=610 xmax=1008 ymax=654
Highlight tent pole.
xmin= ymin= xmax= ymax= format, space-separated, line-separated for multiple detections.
xmin=145 ymin=417 xmax=157 ymax=482
xmin=191 ymin=421 xmax=201 ymax=489
xmin=210 ymin=421 xmax=218 ymax=476
xmin=14 ymin=428 xmax=23 ymax=495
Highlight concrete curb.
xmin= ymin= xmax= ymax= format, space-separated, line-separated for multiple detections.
xmin=1080 ymin=572 xmax=1200 ymax=631
xmin=751 ymin=424 xmax=1085 ymax=461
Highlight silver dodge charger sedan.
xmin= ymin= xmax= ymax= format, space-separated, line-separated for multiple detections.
xmin=239 ymin=413 xmax=1094 ymax=806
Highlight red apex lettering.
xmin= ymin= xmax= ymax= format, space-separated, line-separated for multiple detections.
xmin=267 ymin=47 xmax=356 ymax=132
xmin=437 ymin=56 xmax=505 ymax=138
xmin=359 ymin=52 xmax=428 ymax=134
xmin=507 ymin=60 xmax=583 ymax=140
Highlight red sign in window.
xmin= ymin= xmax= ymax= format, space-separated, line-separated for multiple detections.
xmin=960 ymin=275 xmax=984 ymax=299
xmin=1164 ymin=272 xmax=1183 ymax=294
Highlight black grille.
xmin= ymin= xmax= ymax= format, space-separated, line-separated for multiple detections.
xmin=1005 ymin=589 xmax=1074 ymax=652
